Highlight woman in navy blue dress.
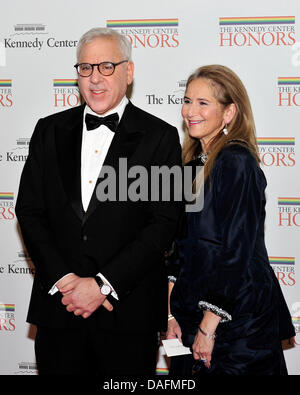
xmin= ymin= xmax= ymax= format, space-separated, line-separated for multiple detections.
xmin=167 ymin=65 xmax=295 ymax=375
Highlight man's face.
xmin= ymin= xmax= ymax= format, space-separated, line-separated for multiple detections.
xmin=78 ymin=36 xmax=134 ymax=115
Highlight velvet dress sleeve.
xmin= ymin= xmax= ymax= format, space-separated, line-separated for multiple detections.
xmin=166 ymin=211 xmax=187 ymax=282
xmin=198 ymin=146 xmax=266 ymax=320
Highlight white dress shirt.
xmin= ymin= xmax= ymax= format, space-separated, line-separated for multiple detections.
xmin=49 ymin=96 xmax=129 ymax=299
xmin=81 ymin=97 xmax=128 ymax=211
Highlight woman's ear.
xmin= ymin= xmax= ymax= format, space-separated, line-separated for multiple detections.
xmin=224 ymin=103 xmax=236 ymax=124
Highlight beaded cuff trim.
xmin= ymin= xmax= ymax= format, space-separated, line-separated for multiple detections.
xmin=198 ymin=301 xmax=232 ymax=323
xmin=168 ymin=276 xmax=177 ymax=283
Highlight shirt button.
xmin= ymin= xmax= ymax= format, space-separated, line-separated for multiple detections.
xmin=89 ymin=180 xmax=92 ymax=184
xmin=95 ymin=150 xmax=99 ymax=154
xmin=82 ymin=235 xmax=88 ymax=241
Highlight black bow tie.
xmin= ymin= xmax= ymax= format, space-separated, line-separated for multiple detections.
xmin=85 ymin=112 xmax=119 ymax=132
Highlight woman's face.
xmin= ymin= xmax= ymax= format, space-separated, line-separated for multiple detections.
xmin=182 ymin=78 xmax=227 ymax=150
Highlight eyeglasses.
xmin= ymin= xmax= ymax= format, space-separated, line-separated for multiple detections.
xmin=74 ymin=60 xmax=128 ymax=77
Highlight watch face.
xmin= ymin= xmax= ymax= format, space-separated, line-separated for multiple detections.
xmin=101 ymin=284 xmax=111 ymax=295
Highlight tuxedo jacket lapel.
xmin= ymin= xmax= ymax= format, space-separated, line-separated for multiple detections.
xmin=55 ymin=105 xmax=85 ymax=222
xmin=83 ymin=102 xmax=146 ymax=224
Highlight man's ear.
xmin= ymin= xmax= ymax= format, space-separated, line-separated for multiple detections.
xmin=127 ymin=61 xmax=134 ymax=85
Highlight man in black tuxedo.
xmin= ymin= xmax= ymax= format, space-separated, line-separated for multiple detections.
xmin=16 ymin=27 xmax=182 ymax=375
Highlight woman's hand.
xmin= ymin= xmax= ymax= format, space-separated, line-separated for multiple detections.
xmin=192 ymin=327 xmax=215 ymax=368
xmin=192 ymin=310 xmax=221 ymax=368
xmin=166 ymin=317 xmax=182 ymax=343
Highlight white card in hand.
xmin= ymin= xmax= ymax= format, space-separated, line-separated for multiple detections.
xmin=162 ymin=339 xmax=192 ymax=357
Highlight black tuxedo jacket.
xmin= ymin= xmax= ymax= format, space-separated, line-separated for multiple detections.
xmin=16 ymin=101 xmax=182 ymax=333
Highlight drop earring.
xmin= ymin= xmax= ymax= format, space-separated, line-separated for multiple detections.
xmin=223 ymin=124 xmax=228 ymax=135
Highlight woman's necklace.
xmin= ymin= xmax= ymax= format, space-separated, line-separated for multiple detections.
xmin=198 ymin=152 xmax=208 ymax=164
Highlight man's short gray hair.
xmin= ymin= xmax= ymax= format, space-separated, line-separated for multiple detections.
xmin=76 ymin=27 xmax=132 ymax=61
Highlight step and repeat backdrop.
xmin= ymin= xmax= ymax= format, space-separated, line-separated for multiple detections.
xmin=0 ymin=0 xmax=299 ymax=375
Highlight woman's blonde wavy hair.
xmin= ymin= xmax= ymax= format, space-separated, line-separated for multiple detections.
xmin=182 ymin=65 xmax=260 ymax=182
